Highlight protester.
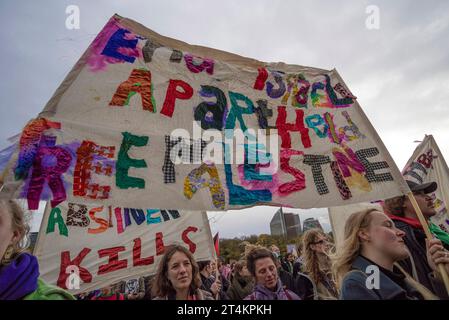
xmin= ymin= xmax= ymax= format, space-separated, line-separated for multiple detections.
xmin=334 ymin=208 xmax=449 ymax=300
xmin=269 ymin=243 xmax=296 ymax=289
xmin=230 ymin=260 xmax=237 ymax=275
xmin=292 ymin=243 xmax=304 ymax=280
xmin=218 ymin=257 xmax=232 ymax=283
xmin=210 ymin=260 xmax=217 ymax=274
xmin=384 ymin=180 xmax=449 ymax=298
xmin=152 ymin=245 xmax=213 ymax=300
xmin=274 ymin=254 xmax=296 ymax=294
xmin=216 ymin=257 xmax=231 ymax=293
xmin=198 ymin=260 xmax=228 ymax=300
xmin=269 ymin=245 xmax=281 ymax=259
xmin=226 ymin=260 xmax=254 ymax=300
xmin=281 ymin=253 xmax=294 ymax=274
xmin=292 ymin=241 xmax=316 ymax=300
xmin=244 ymin=246 xmax=300 ymax=300
xmin=298 ymin=229 xmax=338 ymax=300
xmin=0 ymin=199 xmax=75 ymax=300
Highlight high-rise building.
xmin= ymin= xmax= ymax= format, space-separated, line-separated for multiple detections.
xmin=270 ymin=208 xmax=302 ymax=239
xmin=284 ymin=213 xmax=302 ymax=239
xmin=270 ymin=208 xmax=286 ymax=237
xmin=303 ymin=218 xmax=323 ymax=233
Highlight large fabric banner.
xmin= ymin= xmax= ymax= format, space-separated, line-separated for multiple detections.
xmin=0 ymin=14 xmax=410 ymax=211
xmin=33 ymin=202 xmax=215 ymax=294
xmin=403 ymin=135 xmax=449 ymax=232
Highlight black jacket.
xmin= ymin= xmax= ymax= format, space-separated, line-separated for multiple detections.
xmin=294 ymin=273 xmax=315 ymax=300
xmin=281 ymin=260 xmax=293 ymax=274
xmin=200 ymin=274 xmax=229 ymax=300
xmin=292 ymin=260 xmax=303 ymax=279
xmin=278 ymin=268 xmax=297 ymax=294
xmin=392 ymin=219 xmax=448 ymax=299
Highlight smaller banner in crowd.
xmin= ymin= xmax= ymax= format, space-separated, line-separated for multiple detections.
xmin=286 ymin=244 xmax=298 ymax=256
xmin=33 ymin=202 xmax=216 ymax=294
xmin=403 ymin=135 xmax=449 ymax=232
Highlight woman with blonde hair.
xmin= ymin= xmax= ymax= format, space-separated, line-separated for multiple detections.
xmin=152 ymin=245 xmax=213 ymax=300
xmin=0 ymin=199 xmax=75 ymax=300
xmin=334 ymin=208 xmax=449 ymax=300
xmin=297 ymin=228 xmax=338 ymax=300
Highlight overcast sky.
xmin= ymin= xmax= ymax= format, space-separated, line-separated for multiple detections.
xmin=2 ymin=0 xmax=448 ymax=238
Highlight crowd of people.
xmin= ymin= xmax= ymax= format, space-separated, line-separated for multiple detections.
xmin=1 ymin=180 xmax=449 ymax=300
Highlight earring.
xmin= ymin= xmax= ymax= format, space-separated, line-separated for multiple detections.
xmin=1 ymin=245 xmax=15 ymax=265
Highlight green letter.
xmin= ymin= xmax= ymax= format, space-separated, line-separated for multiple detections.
xmin=46 ymin=207 xmax=68 ymax=236
xmin=116 ymin=132 xmax=149 ymax=189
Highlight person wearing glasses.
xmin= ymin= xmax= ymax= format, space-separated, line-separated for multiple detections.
xmin=384 ymin=180 xmax=449 ymax=299
xmin=294 ymin=229 xmax=338 ymax=300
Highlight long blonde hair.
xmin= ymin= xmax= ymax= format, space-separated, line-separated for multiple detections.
xmin=332 ymin=208 xmax=378 ymax=288
xmin=303 ymin=229 xmax=332 ymax=285
xmin=0 ymin=199 xmax=31 ymax=265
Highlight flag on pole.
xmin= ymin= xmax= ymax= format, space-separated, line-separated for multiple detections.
xmin=402 ymin=135 xmax=449 ymax=234
xmin=213 ymin=232 xmax=220 ymax=257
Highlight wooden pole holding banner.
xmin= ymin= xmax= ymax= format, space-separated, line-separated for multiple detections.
xmin=215 ymin=261 xmax=220 ymax=300
xmin=407 ymin=192 xmax=449 ymax=295
xmin=213 ymin=232 xmax=220 ymax=300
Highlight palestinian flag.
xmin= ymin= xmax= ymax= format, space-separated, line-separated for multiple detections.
xmin=213 ymin=232 xmax=219 ymax=257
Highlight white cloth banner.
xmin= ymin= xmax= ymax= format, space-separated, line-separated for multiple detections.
xmin=403 ymin=135 xmax=449 ymax=232
xmin=329 ymin=135 xmax=449 ymax=248
xmin=33 ymin=202 xmax=215 ymax=294
xmin=328 ymin=202 xmax=382 ymax=249
xmin=0 ymin=14 xmax=410 ymax=211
